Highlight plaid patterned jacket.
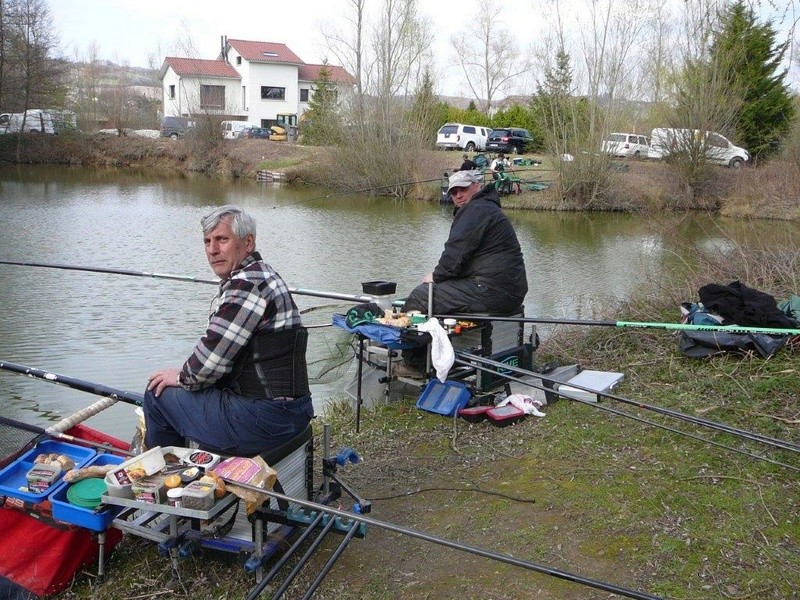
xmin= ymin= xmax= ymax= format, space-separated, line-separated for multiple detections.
xmin=180 ymin=252 xmax=302 ymax=390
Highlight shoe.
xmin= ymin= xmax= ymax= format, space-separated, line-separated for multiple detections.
xmin=392 ymin=362 xmax=426 ymax=380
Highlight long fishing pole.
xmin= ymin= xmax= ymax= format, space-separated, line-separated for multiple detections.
xmin=0 ymin=260 xmax=373 ymax=304
xmin=453 ymin=353 xmax=800 ymax=472
xmin=0 ymin=360 xmax=144 ymax=406
xmin=458 ymin=352 xmax=800 ymax=456
xmin=1 ymin=364 xmax=663 ymax=600
xmin=438 ymin=313 xmax=800 ymax=337
xmin=225 ymin=478 xmax=664 ymax=599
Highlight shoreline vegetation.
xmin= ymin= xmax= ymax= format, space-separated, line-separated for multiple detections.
xmin=52 ymin=218 xmax=800 ymax=599
xmin=2 ymin=133 xmax=800 ymax=221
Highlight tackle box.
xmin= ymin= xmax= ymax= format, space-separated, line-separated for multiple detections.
xmin=0 ymin=440 xmax=95 ymax=503
xmin=486 ymin=405 xmax=526 ymax=427
xmin=50 ymin=453 xmax=125 ymax=531
xmin=416 ymin=379 xmax=472 ymax=417
xmin=557 ymin=369 xmax=624 ymax=403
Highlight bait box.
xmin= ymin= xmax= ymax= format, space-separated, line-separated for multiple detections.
xmin=0 ymin=440 xmax=95 ymax=503
xmin=131 ymin=475 xmax=167 ymax=504
xmin=416 ymin=379 xmax=471 ymax=417
xmin=486 ymin=405 xmax=526 ymax=427
xmin=457 ymin=405 xmax=493 ymax=423
xmin=50 ymin=453 xmax=125 ymax=531
xmin=181 ymin=480 xmax=216 ymax=511
xmin=361 ymin=281 xmax=397 ymax=296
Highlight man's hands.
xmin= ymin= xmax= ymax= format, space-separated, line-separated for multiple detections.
xmin=422 ymin=273 xmax=433 ymax=283
xmin=147 ymin=367 xmax=182 ymax=397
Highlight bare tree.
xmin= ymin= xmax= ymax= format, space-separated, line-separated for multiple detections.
xmin=451 ymin=0 xmax=532 ymax=113
xmin=319 ymin=0 xmax=366 ymax=122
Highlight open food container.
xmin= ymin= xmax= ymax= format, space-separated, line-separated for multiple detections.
xmin=50 ymin=453 xmax=126 ymax=531
xmin=0 ymin=440 xmax=95 ymax=503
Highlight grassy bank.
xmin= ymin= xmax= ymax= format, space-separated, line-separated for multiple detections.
xmin=56 ymin=226 xmax=799 ymax=599
xmin=2 ymin=133 xmax=800 ymax=218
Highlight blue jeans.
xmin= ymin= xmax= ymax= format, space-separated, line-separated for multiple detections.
xmin=143 ymin=386 xmax=314 ymax=456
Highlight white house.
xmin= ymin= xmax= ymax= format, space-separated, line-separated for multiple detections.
xmin=160 ymin=38 xmax=355 ymax=129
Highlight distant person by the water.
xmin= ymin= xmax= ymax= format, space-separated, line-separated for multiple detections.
xmin=459 ymin=153 xmax=477 ymax=171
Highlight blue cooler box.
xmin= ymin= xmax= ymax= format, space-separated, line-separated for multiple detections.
xmin=49 ymin=453 xmax=126 ymax=531
xmin=0 ymin=439 xmax=95 ymax=504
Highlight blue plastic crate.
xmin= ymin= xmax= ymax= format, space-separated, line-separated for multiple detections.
xmin=49 ymin=453 xmax=126 ymax=531
xmin=416 ymin=380 xmax=472 ymax=417
xmin=0 ymin=439 xmax=95 ymax=504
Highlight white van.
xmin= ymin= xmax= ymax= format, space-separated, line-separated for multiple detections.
xmin=435 ymin=123 xmax=491 ymax=152
xmin=649 ymin=128 xmax=749 ymax=168
xmin=221 ymin=120 xmax=254 ymax=140
xmin=0 ymin=109 xmax=57 ymax=134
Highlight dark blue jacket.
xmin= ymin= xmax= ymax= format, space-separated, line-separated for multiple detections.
xmin=432 ymin=184 xmax=527 ymax=300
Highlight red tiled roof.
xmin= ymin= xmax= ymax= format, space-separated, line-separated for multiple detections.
xmin=226 ymin=39 xmax=304 ymax=65
xmin=298 ymin=64 xmax=356 ymax=85
xmin=163 ymin=57 xmax=240 ymax=79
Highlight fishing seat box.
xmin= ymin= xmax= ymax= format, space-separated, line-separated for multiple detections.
xmin=486 ymin=405 xmax=526 ymax=427
xmin=448 ymin=309 xmax=534 ymax=392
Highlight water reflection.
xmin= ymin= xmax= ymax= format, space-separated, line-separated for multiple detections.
xmin=0 ymin=165 xmax=796 ymax=449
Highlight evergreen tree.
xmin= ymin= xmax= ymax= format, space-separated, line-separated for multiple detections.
xmin=710 ymin=0 xmax=795 ymax=159
xmin=302 ymin=61 xmax=342 ymax=145
xmin=408 ymin=69 xmax=446 ymax=147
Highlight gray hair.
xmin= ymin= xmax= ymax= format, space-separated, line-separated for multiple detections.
xmin=201 ymin=205 xmax=257 ymax=243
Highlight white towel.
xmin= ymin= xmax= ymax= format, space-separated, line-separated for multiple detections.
xmin=417 ymin=318 xmax=455 ymax=382
xmin=496 ymin=394 xmax=547 ymax=417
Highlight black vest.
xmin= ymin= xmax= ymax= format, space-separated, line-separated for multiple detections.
xmin=227 ymin=327 xmax=310 ymax=399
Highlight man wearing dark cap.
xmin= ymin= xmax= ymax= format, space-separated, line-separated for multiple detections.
xmin=396 ymin=170 xmax=528 ymax=376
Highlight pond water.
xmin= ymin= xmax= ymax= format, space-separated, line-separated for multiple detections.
xmin=0 ymin=165 xmax=790 ymax=450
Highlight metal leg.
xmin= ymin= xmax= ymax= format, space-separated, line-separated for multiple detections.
xmin=356 ymin=334 xmax=364 ymax=433
xmin=426 ymin=283 xmax=434 ymax=375
xmin=96 ymin=531 xmax=106 ymax=584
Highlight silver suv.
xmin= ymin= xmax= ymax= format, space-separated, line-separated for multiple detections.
xmin=602 ymin=133 xmax=650 ymax=158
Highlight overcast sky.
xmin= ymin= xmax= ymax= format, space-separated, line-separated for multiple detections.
xmin=48 ymin=0 xmax=798 ymax=97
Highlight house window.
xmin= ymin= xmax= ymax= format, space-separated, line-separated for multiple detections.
xmin=168 ymin=85 xmax=175 ymax=99
xmin=236 ymin=56 xmax=242 ymax=65
xmin=200 ymin=85 xmax=225 ymax=109
xmin=261 ymin=86 xmax=286 ymax=100
xmin=300 ymin=88 xmax=309 ymax=102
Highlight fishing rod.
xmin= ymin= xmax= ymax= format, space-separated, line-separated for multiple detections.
xmin=225 ymin=475 xmax=664 ymax=599
xmin=1 ymin=363 xmax=663 ymax=600
xmin=438 ymin=313 xmax=800 ymax=337
xmin=453 ymin=353 xmax=800 ymax=472
xmin=0 ymin=360 xmax=144 ymax=406
xmin=0 ymin=260 xmax=374 ymax=304
xmin=457 ymin=352 xmax=800 ymax=457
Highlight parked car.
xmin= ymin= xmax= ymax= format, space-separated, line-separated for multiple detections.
xmin=435 ymin=123 xmax=491 ymax=151
xmin=602 ymin=133 xmax=650 ymax=158
xmin=486 ymin=128 xmax=534 ymax=154
xmin=649 ymin=128 xmax=749 ymax=168
xmin=239 ymin=127 xmax=270 ymax=139
xmin=221 ymin=120 xmax=255 ymax=140
xmin=159 ymin=116 xmax=194 ymax=140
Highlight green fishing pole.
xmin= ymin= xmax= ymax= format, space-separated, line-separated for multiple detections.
xmin=437 ymin=313 xmax=800 ymax=337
